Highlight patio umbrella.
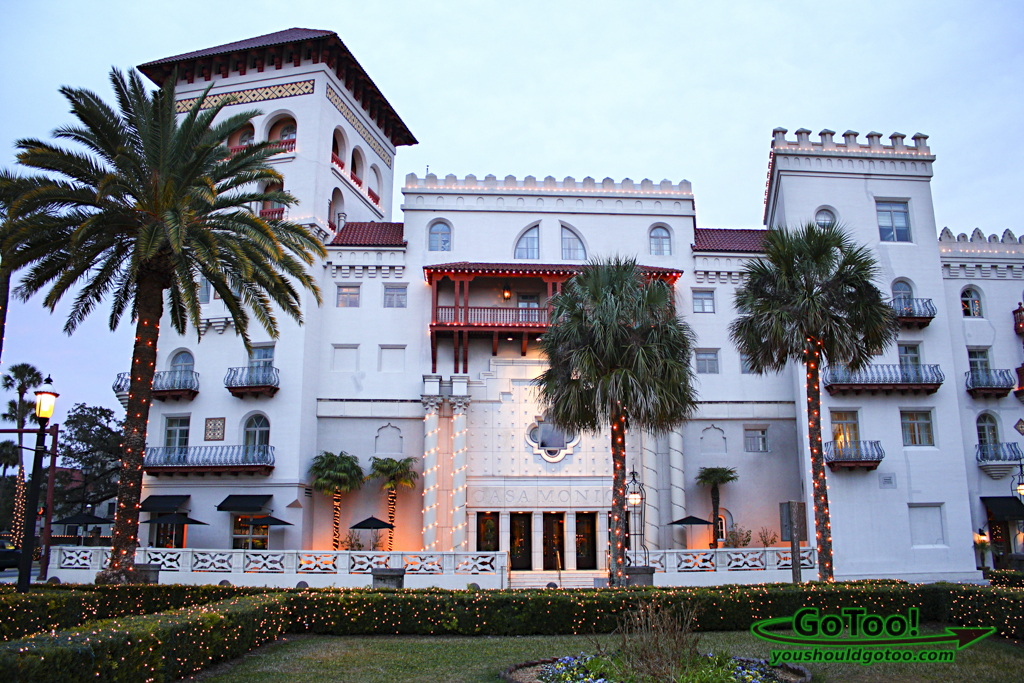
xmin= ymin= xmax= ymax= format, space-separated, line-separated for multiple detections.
xmin=141 ymin=513 xmax=208 ymax=526
xmin=52 ymin=512 xmax=112 ymax=526
xmin=237 ymin=515 xmax=293 ymax=526
xmin=669 ymin=515 xmax=713 ymax=526
xmin=350 ymin=516 xmax=394 ymax=530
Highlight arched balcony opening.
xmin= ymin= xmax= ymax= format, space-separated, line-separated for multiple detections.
xmin=228 ymin=124 xmax=255 ymax=156
xmin=268 ymin=117 xmax=297 ymax=153
xmin=261 ymin=182 xmax=285 ymax=220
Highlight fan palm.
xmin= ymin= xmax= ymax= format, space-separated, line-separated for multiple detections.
xmin=367 ymin=456 xmax=419 ymax=551
xmin=694 ymin=466 xmax=738 ymax=549
xmin=2 ymin=363 xmax=43 ymax=549
xmin=729 ymin=221 xmax=897 ymax=581
xmin=535 ymin=256 xmax=698 ymax=586
xmin=309 ymin=450 xmax=364 ymax=550
xmin=9 ymin=68 xmax=324 ymax=578
xmin=0 ymin=440 xmax=19 ymax=513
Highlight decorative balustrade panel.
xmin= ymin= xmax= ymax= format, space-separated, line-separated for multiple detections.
xmin=403 ymin=554 xmax=443 ymax=574
xmin=965 ymin=369 xmax=1016 ymax=389
xmin=298 ymin=553 xmax=340 ymax=573
xmin=454 ymin=553 xmax=497 ymax=574
xmin=889 ymin=298 xmax=937 ymax=318
xmin=724 ymin=550 xmax=766 ymax=570
xmin=259 ymin=208 xmax=285 ymax=220
xmin=192 ymin=551 xmax=233 ymax=572
xmin=824 ymin=441 xmax=885 ymax=463
xmin=675 ymin=550 xmax=716 ymax=571
xmin=330 ymin=152 xmax=345 ymax=170
xmin=349 ymin=553 xmax=391 ymax=573
xmin=60 ymin=548 xmax=93 ymax=569
xmin=367 ymin=187 xmax=380 ymax=205
xmin=144 ymin=444 xmax=275 ymax=467
xmin=224 ymin=365 xmax=280 ymax=388
xmin=351 ymin=173 xmax=363 ymax=188
xmin=271 ymin=139 xmax=296 ymax=153
xmin=152 ymin=370 xmax=200 ymax=392
xmin=823 ymin=364 xmax=944 ymax=386
xmin=775 ymin=548 xmax=816 ymax=569
xmin=244 ymin=552 xmax=286 ymax=573
xmin=976 ymin=442 xmax=1024 ymax=462
xmin=145 ymin=549 xmax=184 ymax=571
xmin=434 ymin=306 xmax=550 ymax=326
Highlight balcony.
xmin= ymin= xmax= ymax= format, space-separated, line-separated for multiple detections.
xmin=112 ymin=371 xmax=199 ymax=402
xmin=824 ymin=441 xmax=885 ymax=471
xmin=331 ymin=152 xmax=345 ymax=171
xmin=228 ymin=144 xmax=251 ymax=157
xmin=823 ymin=364 xmax=944 ymax=395
xmin=270 ymin=139 xmax=295 ymax=154
xmin=976 ymin=442 xmax=1024 ymax=480
xmin=1014 ymin=304 xmax=1024 ymax=335
xmin=144 ymin=445 xmax=275 ymax=476
xmin=225 ymin=366 xmax=280 ymax=398
xmin=435 ymin=305 xmax=550 ymax=328
xmin=259 ymin=208 xmax=284 ymax=220
xmin=965 ymin=369 xmax=1015 ymax=399
xmin=889 ymin=298 xmax=936 ymax=328
xmin=367 ymin=187 xmax=380 ymax=206
xmin=350 ymin=173 xmax=363 ymax=188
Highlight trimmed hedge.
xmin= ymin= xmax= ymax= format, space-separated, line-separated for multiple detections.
xmin=0 ymin=594 xmax=288 ymax=683
xmin=0 ymin=584 xmax=268 ymax=642
xmin=985 ymin=568 xmax=1024 ymax=588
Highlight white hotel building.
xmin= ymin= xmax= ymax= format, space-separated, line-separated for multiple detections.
xmin=52 ymin=28 xmax=1024 ymax=587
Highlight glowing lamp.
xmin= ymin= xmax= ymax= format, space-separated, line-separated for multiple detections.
xmin=1017 ymin=481 xmax=1024 ymax=497
xmin=34 ymin=376 xmax=58 ymax=421
xmin=501 ymin=283 xmax=512 ymax=301
xmin=627 ymin=491 xmax=642 ymax=507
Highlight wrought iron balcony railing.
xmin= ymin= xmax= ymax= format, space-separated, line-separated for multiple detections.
xmin=224 ymin=366 xmax=280 ymax=397
xmin=112 ymin=371 xmax=199 ymax=401
xmin=112 ymin=372 xmax=129 ymax=393
xmin=259 ymin=208 xmax=285 ymax=220
xmin=823 ymin=364 xmax=944 ymax=395
xmin=975 ymin=442 xmax=1024 ymax=463
xmin=824 ymin=441 xmax=885 ymax=470
xmin=965 ymin=369 xmax=1015 ymax=398
xmin=889 ymin=298 xmax=937 ymax=326
xmin=144 ymin=445 xmax=275 ymax=469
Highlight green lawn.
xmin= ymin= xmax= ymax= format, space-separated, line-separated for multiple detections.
xmin=191 ymin=628 xmax=1024 ymax=683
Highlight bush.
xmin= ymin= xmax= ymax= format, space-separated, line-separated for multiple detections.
xmin=0 ymin=594 xmax=288 ymax=683
xmin=984 ymin=568 xmax=1024 ymax=588
xmin=0 ymin=583 xmax=267 ymax=641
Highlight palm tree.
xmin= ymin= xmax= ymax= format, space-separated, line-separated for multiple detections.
xmin=0 ymin=440 xmax=19 ymax=514
xmin=366 ymin=456 xmax=419 ymax=551
xmin=695 ymin=466 xmax=738 ymax=549
xmin=729 ymin=221 xmax=898 ymax=581
xmin=2 ymin=363 xmax=43 ymax=549
xmin=535 ymin=256 xmax=698 ymax=586
xmin=9 ymin=68 xmax=324 ymax=580
xmin=309 ymin=451 xmax=364 ymax=550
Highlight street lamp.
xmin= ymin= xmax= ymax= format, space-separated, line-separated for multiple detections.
xmin=625 ymin=470 xmax=648 ymax=568
xmin=16 ymin=376 xmax=58 ymax=593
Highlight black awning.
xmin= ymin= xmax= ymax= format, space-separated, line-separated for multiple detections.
xmin=982 ymin=496 xmax=1024 ymax=522
xmin=140 ymin=494 xmax=190 ymax=512
xmin=216 ymin=494 xmax=272 ymax=512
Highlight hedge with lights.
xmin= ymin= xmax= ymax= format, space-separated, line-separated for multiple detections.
xmin=984 ymin=569 xmax=1024 ymax=588
xmin=0 ymin=594 xmax=288 ymax=683
xmin=0 ymin=584 xmax=268 ymax=642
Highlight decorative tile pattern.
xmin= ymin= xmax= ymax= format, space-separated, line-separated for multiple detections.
xmin=205 ymin=417 xmax=226 ymax=441
xmin=60 ymin=548 xmax=92 ymax=569
xmin=175 ymin=80 xmax=315 ymax=114
xmin=326 ymin=84 xmax=393 ymax=168
xmin=298 ymin=553 xmax=339 ymax=573
xmin=403 ymin=554 xmax=443 ymax=574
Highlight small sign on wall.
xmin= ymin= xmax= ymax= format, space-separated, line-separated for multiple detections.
xmin=205 ymin=417 xmax=226 ymax=441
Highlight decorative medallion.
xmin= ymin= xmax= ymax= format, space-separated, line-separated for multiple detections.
xmin=1015 ymin=418 xmax=1024 ymax=437
xmin=526 ymin=420 xmax=580 ymax=463
xmin=205 ymin=417 xmax=226 ymax=441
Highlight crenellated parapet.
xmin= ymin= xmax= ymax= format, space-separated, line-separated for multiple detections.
xmin=404 ymin=173 xmax=692 ymax=196
xmin=771 ymin=128 xmax=933 ymax=158
xmin=939 ymin=227 xmax=1024 ymax=279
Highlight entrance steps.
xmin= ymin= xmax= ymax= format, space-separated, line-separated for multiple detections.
xmin=508 ymin=571 xmax=606 ymax=589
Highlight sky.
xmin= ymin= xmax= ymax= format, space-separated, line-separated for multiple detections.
xmin=0 ymin=0 xmax=1022 ymax=430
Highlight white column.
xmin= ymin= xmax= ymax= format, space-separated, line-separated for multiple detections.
xmin=565 ymin=511 xmax=577 ymax=571
xmin=421 ymin=395 xmax=442 ymax=551
xmin=532 ymin=511 xmax=544 ymax=571
xmin=450 ymin=396 xmax=471 ymax=550
xmin=597 ymin=510 xmax=608 ymax=571
xmin=669 ymin=430 xmax=686 ymax=548
xmin=642 ymin=432 xmax=660 ymax=550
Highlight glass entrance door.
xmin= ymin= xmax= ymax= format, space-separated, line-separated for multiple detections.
xmin=510 ymin=513 xmax=532 ymax=570
xmin=543 ymin=512 xmax=565 ymax=570
xmin=575 ymin=512 xmax=597 ymax=570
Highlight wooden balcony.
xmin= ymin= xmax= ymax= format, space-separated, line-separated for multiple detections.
xmin=224 ymin=366 xmax=280 ymax=398
xmin=144 ymin=445 xmax=275 ymax=477
xmin=434 ymin=305 xmax=550 ymax=329
xmin=822 ymin=364 xmax=944 ymax=395
xmin=824 ymin=441 xmax=885 ymax=471
xmin=331 ymin=152 xmax=345 ymax=171
xmin=259 ymin=208 xmax=284 ymax=220
xmin=965 ymin=369 xmax=1015 ymax=399
xmin=889 ymin=298 xmax=936 ymax=329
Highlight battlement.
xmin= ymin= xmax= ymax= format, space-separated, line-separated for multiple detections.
xmin=404 ymin=173 xmax=693 ymax=196
xmin=771 ymin=128 xmax=933 ymax=158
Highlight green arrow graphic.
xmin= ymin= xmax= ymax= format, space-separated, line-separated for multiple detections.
xmin=751 ymin=617 xmax=995 ymax=650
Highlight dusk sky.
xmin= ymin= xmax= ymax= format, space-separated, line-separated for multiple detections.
xmin=1 ymin=0 xmax=1021 ymax=437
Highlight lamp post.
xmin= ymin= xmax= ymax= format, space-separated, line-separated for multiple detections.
xmin=16 ymin=376 xmax=58 ymax=593
xmin=625 ymin=470 xmax=648 ymax=568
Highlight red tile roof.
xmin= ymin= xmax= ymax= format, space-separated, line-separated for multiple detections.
xmin=329 ymin=222 xmax=406 ymax=247
xmin=692 ymin=228 xmax=766 ymax=253
xmin=423 ymin=262 xmax=683 ymax=283
xmin=138 ymin=28 xmax=335 ymax=67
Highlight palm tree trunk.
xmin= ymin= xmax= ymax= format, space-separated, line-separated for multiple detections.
xmin=0 ymin=265 xmax=11 ymax=366
xmin=806 ymin=341 xmax=834 ymax=581
xmin=710 ymin=484 xmax=720 ymax=549
xmin=609 ymin=406 xmax=627 ymax=587
xmin=387 ymin=488 xmax=396 ymax=551
xmin=107 ymin=277 xmax=163 ymax=578
xmin=333 ymin=491 xmax=342 ymax=550
xmin=11 ymin=462 xmax=25 ymax=549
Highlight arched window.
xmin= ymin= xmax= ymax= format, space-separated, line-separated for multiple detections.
xmin=650 ymin=226 xmax=671 ymax=256
xmin=429 ymin=223 xmax=451 ymax=251
xmin=892 ymin=281 xmax=913 ymax=300
xmin=962 ymin=288 xmax=982 ymax=317
xmin=279 ymin=123 xmax=296 ymax=141
xmin=170 ymin=351 xmax=194 ymax=374
xmin=561 ymin=227 xmax=585 ymax=260
xmin=245 ymin=415 xmax=271 ymax=448
xmin=350 ymin=149 xmax=363 ymax=181
xmin=815 ymin=209 xmax=836 ymax=228
xmin=515 ymin=226 xmax=539 ymax=259
xmin=264 ymin=183 xmax=284 ymax=211
xmin=977 ymin=414 xmax=998 ymax=446
xmin=715 ymin=515 xmax=726 ymax=541
xmin=238 ymin=128 xmax=253 ymax=145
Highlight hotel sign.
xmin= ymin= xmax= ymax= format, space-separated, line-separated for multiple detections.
xmin=469 ymin=485 xmax=613 ymax=509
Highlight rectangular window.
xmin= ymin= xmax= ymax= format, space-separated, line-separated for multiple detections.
xmin=165 ymin=416 xmax=190 ymax=450
xmin=744 ymin=428 xmax=769 ymax=452
xmin=830 ymin=411 xmax=859 ymax=448
xmin=249 ymin=346 xmax=274 ymax=368
xmin=383 ymin=285 xmax=407 ymax=308
xmin=232 ymin=514 xmax=269 ymax=550
xmin=740 ymin=353 xmax=754 ymax=374
xmin=337 ymin=285 xmax=360 ymax=308
xmin=692 ymin=291 xmax=715 ymax=313
xmin=901 ymin=411 xmax=934 ymax=446
xmin=908 ymin=504 xmax=946 ymax=547
xmin=198 ymin=277 xmax=210 ymax=304
xmin=898 ymin=343 xmax=920 ymax=367
xmin=695 ymin=350 xmax=719 ymax=374
xmin=877 ymin=202 xmax=911 ymax=242
xmin=968 ymin=349 xmax=990 ymax=373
